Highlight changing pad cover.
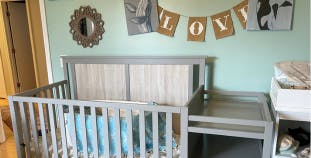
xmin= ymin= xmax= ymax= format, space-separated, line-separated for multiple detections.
xmin=274 ymin=61 xmax=310 ymax=89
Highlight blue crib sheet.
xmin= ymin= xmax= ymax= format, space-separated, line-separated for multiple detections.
xmin=67 ymin=106 xmax=177 ymax=156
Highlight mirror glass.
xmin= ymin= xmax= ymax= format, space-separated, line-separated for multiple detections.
xmin=79 ymin=17 xmax=94 ymax=37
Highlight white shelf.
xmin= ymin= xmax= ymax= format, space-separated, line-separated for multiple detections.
xmin=271 ymin=101 xmax=310 ymax=158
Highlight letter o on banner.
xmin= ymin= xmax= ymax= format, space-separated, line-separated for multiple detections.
xmin=187 ymin=17 xmax=207 ymax=42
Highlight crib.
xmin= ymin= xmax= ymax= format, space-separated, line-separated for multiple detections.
xmin=9 ymin=56 xmax=206 ymax=158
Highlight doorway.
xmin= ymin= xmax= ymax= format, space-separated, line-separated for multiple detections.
xmin=1 ymin=1 xmax=36 ymax=94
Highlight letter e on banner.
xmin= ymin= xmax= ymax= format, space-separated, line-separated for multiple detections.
xmin=157 ymin=10 xmax=180 ymax=37
xmin=187 ymin=17 xmax=207 ymax=42
xmin=233 ymin=0 xmax=248 ymax=29
xmin=211 ymin=10 xmax=234 ymax=39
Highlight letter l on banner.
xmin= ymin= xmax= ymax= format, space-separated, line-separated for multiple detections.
xmin=157 ymin=10 xmax=180 ymax=37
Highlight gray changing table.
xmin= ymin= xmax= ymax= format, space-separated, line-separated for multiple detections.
xmin=187 ymin=86 xmax=274 ymax=158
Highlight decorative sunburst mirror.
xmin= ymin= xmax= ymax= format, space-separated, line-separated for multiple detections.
xmin=69 ymin=6 xmax=105 ymax=48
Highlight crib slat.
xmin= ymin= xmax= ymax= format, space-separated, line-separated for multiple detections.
xmin=38 ymin=103 xmax=49 ymax=157
xmin=80 ymin=106 xmax=88 ymax=158
xmin=61 ymin=84 xmax=66 ymax=99
xmin=59 ymin=105 xmax=69 ymax=158
xmin=139 ymin=111 xmax=145 ymax=158
xmin=102 ymin=108 xmax=110 ymax=158
xmin=43 ymin=91 xmax=50 ymax=131
xmin=126 ymin=110 xmax=133 ymax=157
xmin=152 ymin=111 xmax=159 ymax=158
xmin=9 ymin=100 xmax=26 ymax=157
xmin=65 ymin=83 xmax=71 ymax=99
xmin=9 ymin=100 xmax=24 ymax=158
xmin=166 ymin=112 xmax=173 ymax=158
xmin=91 ymin=106 xmax=98 ymax=158
xmin=55 ymin=87 xmax=60 ymax=125
xmin=114 ymin=108 xmax=122 ymax=158
xmin=19 ymin=101 xmax=31 ymax=157
xmin=48 ymin=103 xmax=58 ymax=158
xmin=180 ymin=108 xmax=188 ymax=158
xmin=69 ymin=105 xmax=78 ymax=158
xmin=28 ymin=102 xmax=40 ymax=158
xmin=49 ymin=88 xmax=54 ymax=98
xmin=49 ymin=89 xmax=58 ymax=128
xmin=55 ymin=86 xmax=60 ymax=99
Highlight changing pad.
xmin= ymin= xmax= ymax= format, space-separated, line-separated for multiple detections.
xmin=274 ymin=61 xmax=310 ymax=89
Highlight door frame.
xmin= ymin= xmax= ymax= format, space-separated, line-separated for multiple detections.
xmin=38 ymin=0 xmax=53 ymax=84
xmin=0 ymin=0 xmax=51 ymax=96
xmin=0 ymin=2 xmax=17 ymax=95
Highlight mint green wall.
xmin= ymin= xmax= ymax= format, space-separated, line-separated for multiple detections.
xmin=45 ymin=0 xmax=310 ymax=92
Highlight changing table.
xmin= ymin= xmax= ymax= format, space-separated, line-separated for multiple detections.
xmin=187 ymin=86 xmax=274 ymax=158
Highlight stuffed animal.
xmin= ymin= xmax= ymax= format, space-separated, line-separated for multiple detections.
xmin=277 ymin=134 xmax=299 ymax=157
xmin=297 ymin=147 xmax=310 ymax=158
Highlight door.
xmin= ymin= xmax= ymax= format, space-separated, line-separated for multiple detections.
xmin=6 ymin=1 xmax=36 ymax=92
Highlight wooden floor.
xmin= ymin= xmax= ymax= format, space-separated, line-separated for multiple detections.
xmin=0 ymin=99 xmax=17 ymax=158
xmin=0 ymin=99 xmax=8 ymax=107
xmin=0 ymin=136 xmax=17 ymax=158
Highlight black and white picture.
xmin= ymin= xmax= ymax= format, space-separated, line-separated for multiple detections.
xmin=246 ymin=0 xmax=294 ymax=30
xmin=124 ymin=0 xmax=159 ymax=35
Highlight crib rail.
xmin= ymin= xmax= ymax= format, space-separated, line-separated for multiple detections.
xmin=9 ymin=80 xmax=70 ymax=158
xmin=9 ymin=85 xmax=188 ymax=158
xmin=16 ymin=80 xmax=70 ymax=99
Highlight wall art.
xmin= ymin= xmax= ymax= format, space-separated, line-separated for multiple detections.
xmin=246 ymin=0 xmax=294 ymax=30
xmin=124 ymin=0 xmax=159 ymax=35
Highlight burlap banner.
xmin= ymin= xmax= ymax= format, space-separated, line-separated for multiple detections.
xmin=211 ymin=10 xmax=234 ymax=40
xmin=157 ymin=10 xmax=180 ymax=37
xmin=156 ymin=0 xmax=253 ymax=40
xmin=158 ymin=6 xmax=163 ymax=20
xmin=187 ymin=17 xmax=207 ymax=42
xmin=233 ymin=0 xmax=248 ymax=29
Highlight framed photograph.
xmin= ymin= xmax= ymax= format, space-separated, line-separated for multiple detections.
xmin=246 ymin=0 xmax=294 ymax=30
xmin=124 ymin=0 xmax=159 ymax=35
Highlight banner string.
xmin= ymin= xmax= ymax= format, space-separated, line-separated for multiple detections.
xmin=158 ymin=0 xmax=243 ymax=18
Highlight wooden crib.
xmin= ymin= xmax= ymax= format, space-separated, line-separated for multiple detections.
xmin=9 ymin=56 xmax=206 ymax=158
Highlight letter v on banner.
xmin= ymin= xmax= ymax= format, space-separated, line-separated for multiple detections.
xmin=157 ymin=10 xmax=180 ymax=37
xmin=233 ymin=0 xmax=248 ymax=29
xmin=211 ymin=10 xmax=234 ymax=40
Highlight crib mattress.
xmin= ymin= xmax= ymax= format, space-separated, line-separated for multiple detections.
xmin=29 ymin=131 xmax=181 ymax=158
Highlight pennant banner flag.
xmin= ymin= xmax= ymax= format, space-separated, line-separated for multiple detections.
xmin=211 ymin=10 xmax=234 ymax=40
xmin=153 ymin=0 xmax=272 ymax=40
xmin=157 ymin=10 xmax=180 ymax=37
xmin=158 ymin=6 xmax=163 ymax=20
xmin=187 ymin=17 xmax=207 ymax=42
xmin=233 ymin=0 xmax=248 ymax=29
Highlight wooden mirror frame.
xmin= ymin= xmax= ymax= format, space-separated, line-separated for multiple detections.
xmin=69 ymin=6 xmax=105 ymax=48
